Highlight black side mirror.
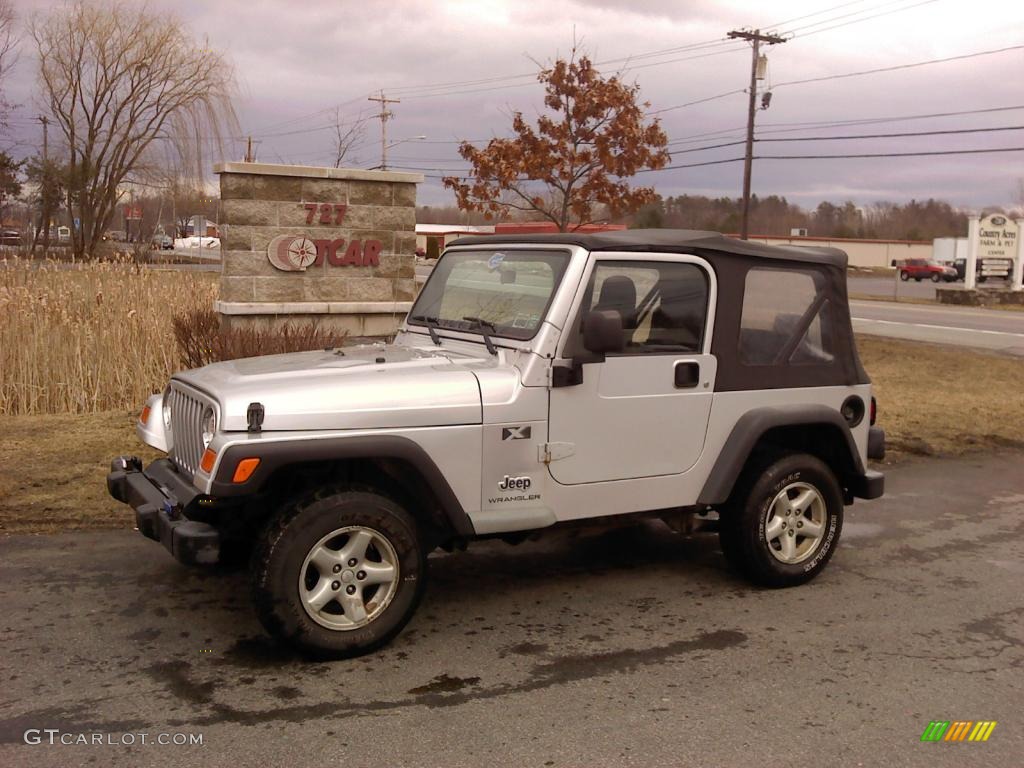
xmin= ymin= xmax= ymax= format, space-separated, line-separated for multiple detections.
xmin=583 ymin=309 xmax=625 ymax=355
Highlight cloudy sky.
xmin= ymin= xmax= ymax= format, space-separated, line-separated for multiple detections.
xmin=5 ymin=0 xmax=1024 ymax=211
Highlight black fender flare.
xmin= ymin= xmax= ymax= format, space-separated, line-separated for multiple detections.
xmin=209 ymin=435 xmax=475 ymax=537
xmin=697 ymin=404 xmax=865 ymax=506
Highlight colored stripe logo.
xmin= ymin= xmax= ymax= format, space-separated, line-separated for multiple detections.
xmin=921 ymin=721 xmax=997 ymax=742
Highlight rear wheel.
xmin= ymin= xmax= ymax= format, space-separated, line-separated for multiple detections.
xmin=931 ymin=273 xmax=941 ymax=283
xmin=719 ymin=452 xmax=843 ymax=587
xmin=899 ymin=271 xmax=910 ymax=281
xmin=251 ymin=487 xmax=427 ymax=659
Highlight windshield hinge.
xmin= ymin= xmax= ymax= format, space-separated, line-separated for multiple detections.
xmin=539 ymin=442 xmax=575 ymax=464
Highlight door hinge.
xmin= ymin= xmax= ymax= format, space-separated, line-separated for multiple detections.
xmin=539 ymin=442 xmax=575 ymax=464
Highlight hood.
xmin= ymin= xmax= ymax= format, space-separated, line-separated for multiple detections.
xmin=175 ymin=343 xmax=493 ymax=431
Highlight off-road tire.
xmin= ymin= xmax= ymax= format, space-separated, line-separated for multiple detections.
xmin=719 ymin=452 xmax=843 ymax=588
xmin=251 ymin=487 xmax=427 ymax=659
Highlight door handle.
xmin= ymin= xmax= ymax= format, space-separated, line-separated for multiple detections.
xmin=674 ymin=361 xmax=700 ymax=388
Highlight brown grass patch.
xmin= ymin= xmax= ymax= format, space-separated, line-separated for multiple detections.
xmin=858 ymin=335 xmax=1024 ymax=459
xmin=0 ymin=411 xmax=161 ymax=534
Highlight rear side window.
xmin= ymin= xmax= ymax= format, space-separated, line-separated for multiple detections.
xmin=740 ymin=268 xmax=835 ymax=366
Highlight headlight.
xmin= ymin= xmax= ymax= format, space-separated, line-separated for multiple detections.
xmin=201 ymin=407 xmax=216 ymax=448
xmin=162 ymin=390 xmax=173 ymax=432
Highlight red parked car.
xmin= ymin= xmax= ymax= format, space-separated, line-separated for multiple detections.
xmin=899 ymin=258 xmax=957 ymax=283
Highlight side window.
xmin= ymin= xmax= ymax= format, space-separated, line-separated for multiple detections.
xmin=580 ymin=260 xmax=709 ymax=354
xmin=740 ymin=268 xmax=835 ymax=366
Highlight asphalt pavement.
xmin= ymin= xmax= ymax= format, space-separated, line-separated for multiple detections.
xmin=1 ymin=453 xmax=1022 ymax=767
xmin=848 ymin=274 xmax=942 ymax=300
xmin=851 ymin=300 xmax=1024 ymax=356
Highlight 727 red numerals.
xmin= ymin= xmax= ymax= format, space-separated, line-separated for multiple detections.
xmin=304 ymin=203 xmax=347 ymax=225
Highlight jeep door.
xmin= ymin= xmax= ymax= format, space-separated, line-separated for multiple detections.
xmin=547 ymin=254 xmax=717 ymax=485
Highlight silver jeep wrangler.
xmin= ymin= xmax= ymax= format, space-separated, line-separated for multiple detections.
xmin=108 ymin=230 xmax=885 ymax=658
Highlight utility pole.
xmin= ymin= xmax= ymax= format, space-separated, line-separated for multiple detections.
xmin=728 ymin=28 xmax=786 ymax=240
xmin=368 ymin=90 xmax=400 ymax=171
xmin=245 ymin=135 xmax=254 ymax=162
xmin=36 ymin=116 xmax=51 ymax=254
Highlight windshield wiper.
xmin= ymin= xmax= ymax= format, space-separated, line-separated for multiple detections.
xmin=410 ymin=314 xmax=442 ymax=346
xmin=462 ymin=316 xmax=498 ymax=356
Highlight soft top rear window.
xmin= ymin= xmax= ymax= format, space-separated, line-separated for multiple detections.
xmin=409 ymin=249 xmax=571 ymax=341
xmin=739 ymin=267 xmax=835 ymax=366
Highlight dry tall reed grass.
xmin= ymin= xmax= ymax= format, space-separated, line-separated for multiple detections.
xmin=1 ymin=258 xmax=218 ymax=415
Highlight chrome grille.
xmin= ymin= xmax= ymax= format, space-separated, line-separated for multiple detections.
xmin=167 ymin=384 xmax=207 ymax=475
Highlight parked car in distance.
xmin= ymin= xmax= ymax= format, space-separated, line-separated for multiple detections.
xmin=0 ymin=229 xmax=22 ymax=246
xmin=899 ymin=258 xmax=957 ymax=283
xmin=150 ymin=234 xmax=174 ymax=250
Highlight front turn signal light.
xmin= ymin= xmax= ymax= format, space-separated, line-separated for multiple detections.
xmin=200 ymin=448 xmax=217 ymax=474
xmin=139 ymin=405 xmax=151 ymax=424
xmin=232 ymin=458 xmax=261 ymax=483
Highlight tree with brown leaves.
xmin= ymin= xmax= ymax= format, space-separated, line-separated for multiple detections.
xmin=444 ymin=50 xmax=669 ymax=232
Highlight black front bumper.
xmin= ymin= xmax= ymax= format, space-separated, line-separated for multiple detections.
xmin=106 ymin=457 xmax=220 ymax=565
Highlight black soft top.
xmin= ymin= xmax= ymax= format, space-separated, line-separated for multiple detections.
xmin=450 ymin=228 xmax=847 ymax=268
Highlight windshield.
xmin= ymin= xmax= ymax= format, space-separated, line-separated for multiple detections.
xmin=408 ymin=249 xmax=571 ymax=341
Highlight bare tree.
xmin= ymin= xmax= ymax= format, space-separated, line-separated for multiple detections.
xmin=29 ymin=0 xmax=237 ymax=258
xmin=332 ymin=108 xmax=366 ymax=168
xmin=0 ymin=0 xmax=19 ymax=126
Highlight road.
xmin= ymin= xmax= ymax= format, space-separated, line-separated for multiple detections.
xmin=851 ymin=300 xmax=1024 ymax=356
xmin=848 ymin=274 xmax=942 ymax=300
xmin=1 ymin=453 xmax=1022 ymax=767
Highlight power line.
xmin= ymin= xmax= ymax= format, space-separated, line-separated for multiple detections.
xmin=785 ymin=0 xmax=939 ymax=38
xmin=384 ymin=37 xmax=742 ymax=96
xmin=758 ymin=146 xmax=1024 ymax=160
xmin=781 ymin=0 xmax=934 ymax=35
xmin=630 ymin=145 xmax=1024 ymax=174
xmin=756 ymin=103 xmax=1024 ymax=133
xmin=650 ymin=89 xmax=747 ymax=116
xmin=638 ymin=157 xmax=746 ymax=172
xmin=774 ymin=45 xmax=1024 ymax=89
xmin=768 ymin=0 xmax=873 ymax=28
xmin=246 ymin=93 xmax=373 ymax=135
xmin=759 ymin=124 xmax=1024 ymax=142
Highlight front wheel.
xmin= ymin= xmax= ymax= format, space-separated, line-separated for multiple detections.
xmin=719 ymin=453 xmax=843 ymax=588
xmin=899 ymin=271 xmax=910 ymax=281
xmin=931 ymin=273 xmax=941 ymax=283
xmin=251 ymin=488 xmax=427 ymax=659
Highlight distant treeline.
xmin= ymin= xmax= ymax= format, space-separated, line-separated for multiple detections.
xmin=418 ymin=195 xmax=1019 ymax=241
xmin=631 ymin=195 xmax=975 ymax=241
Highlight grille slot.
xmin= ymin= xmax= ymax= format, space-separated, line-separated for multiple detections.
xmin=167 ymin=385 xmax=209 ymax=475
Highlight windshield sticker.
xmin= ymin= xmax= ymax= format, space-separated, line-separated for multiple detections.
xmin=487 ymin=252 xmax=505 ymax=270
xmin=511 ymin=313 xmax=530 ymax=328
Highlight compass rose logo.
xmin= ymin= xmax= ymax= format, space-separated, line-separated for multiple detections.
xmin=267 ymin=235 xmax=319 ymax=271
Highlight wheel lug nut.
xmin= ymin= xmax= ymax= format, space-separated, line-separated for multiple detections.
xmin=788 ymin=530 xmax=795 ymax=536
xmin=357 ymin=570 xmax=366 ymax=580
xmin=346 ymin=585 xmax=356 ymax=595
xmin=348 ymin=558 xmax=357 ymax=567
xmin=332 ymin=565 xmax=341 ymax=573
xmin=797 ymin=521 xmax=803 ymax=528
xmin=331 ymin=581 xmax=340 ymax=591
